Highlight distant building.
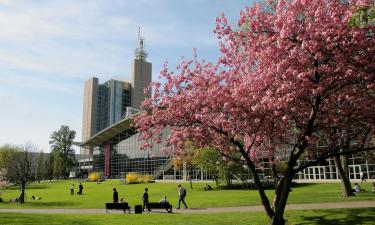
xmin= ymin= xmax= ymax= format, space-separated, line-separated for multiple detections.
xmin=81 ymin=30 xmax=151 ymax=155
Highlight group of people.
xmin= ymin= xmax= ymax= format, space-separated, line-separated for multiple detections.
xmin=112 ymin=184 xmax=189 ymax=212
xmin=70 ymin=183 xmax=83 ymax=195
xmin=352 ymin=182 xmax=375 ymax=193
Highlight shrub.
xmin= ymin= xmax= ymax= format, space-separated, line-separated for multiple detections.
xmin=125 ymin=172 xmax=152 ymax=184
xmin=88 ymin=171 xmax=102 ymax=182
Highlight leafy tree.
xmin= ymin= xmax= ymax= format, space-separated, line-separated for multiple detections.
xmin=192 ymin=147 xmax=245 ymax=187
xmin=0 ymin=144 xmax=15 ymax=169
xmin=0 ymin=145 xmax=15 ymax=193
xmin=53 ymin=152 xmax=62 ymax=180
xmin=35 ymin=151 xmax=45 ymax=182
xmin=349 ymin=3 xmax=375 ymax=28
xmin=49 ymin=125 xmax=76 ymax=178
xmin=191 ymin=147 xmax=220 ymax=186
xmin=134 ymin=1 xmax=375 ymax=224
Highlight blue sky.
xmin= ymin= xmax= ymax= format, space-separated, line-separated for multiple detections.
xmin=0 ymin=0 xmax=254 ymax=152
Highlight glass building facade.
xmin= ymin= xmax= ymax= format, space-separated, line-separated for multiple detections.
xmin=84 ymin=118 xmax=375 ymax=181
xmin=92 ymin=127 xmax=173 ymax=178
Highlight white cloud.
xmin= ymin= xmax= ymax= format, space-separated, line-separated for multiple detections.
xmin=0 ymin=0 xmax=250 ymax=151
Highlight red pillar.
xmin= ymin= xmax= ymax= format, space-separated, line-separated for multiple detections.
xmin=105 ymin=142 xmax=111 ymax=177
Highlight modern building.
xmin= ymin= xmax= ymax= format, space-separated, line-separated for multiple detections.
xmin=80 ymin=114 xmax=375 ymax=181
xmin=81 ymin=116 xmax=175 ymax=178
xmin=81 ymin=30 xmax=151 ymax=155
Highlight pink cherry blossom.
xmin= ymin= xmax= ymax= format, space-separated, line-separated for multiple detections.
xmin=134 ymin=1 xmax=375 ymax=224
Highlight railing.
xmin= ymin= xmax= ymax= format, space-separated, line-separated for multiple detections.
xmin=152 ymin=160 xmax=174 ymax=180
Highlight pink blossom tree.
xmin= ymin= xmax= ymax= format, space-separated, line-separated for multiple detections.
xmin=134 ymin=0 xmax=375 ymax=224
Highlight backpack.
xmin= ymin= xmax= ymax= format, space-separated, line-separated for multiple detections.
xmin=183 ymin=189 xmax=187 ymax=197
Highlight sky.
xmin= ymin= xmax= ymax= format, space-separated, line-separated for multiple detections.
xmin=0 ymin=0 xmax=255 ymax=152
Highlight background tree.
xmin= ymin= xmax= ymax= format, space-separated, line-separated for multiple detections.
xmin=0 ymin=144 xmax=15 ymax=169
xmin=53 ymin=152 xmax=62 ymax=180
xmin=3 ymin=144 xmax=33 ymax=203
xmin=191 ymin=147 xmax=220 ymax=187
xmin=349 ymin=3 xmax=375 ymax=28
xmin=49 ymin=125 xmax=76 ymax=178
xmin=35 ymin=151 xmax=45 ymax=182
xmin=135 ymin=1 xmax=375 ymax=224
xmin=0 ymin=145 xmax=15 ymax=194
xmin=192 ymin=147 xmax=245 ymax=187
xmin=45 ymin=154 xmax=54 ymax=181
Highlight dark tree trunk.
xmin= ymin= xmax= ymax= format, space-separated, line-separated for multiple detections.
xmin=246 ymin=160 xmax=275 ymax=218
xmin=334 ymin=155 xmax=354 ymax=197
xmin=272 ymin=177 xmax=284 ymax=210
xmin=270 ymin=175 xmax=292 ymax=225
xmin=213 ymin=175 xmax=219 ymax=187
xmin=19 ymin=182 xmax=26 ymax=203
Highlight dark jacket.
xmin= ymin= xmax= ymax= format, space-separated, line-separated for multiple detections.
xmin=142 ymin=192 xmax=149 ymax=202
xmin=113 ymin=191 xmax=119 ymax=203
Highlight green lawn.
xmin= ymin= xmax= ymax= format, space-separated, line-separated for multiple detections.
xmin=0 ymin=180 xmax=374 ymax=209
xmin=0 ymin=208 xmax=374 ymax=225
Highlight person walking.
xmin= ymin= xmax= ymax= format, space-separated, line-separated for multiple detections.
xmin=142 ymin=188 xmax=150 ymax=212
xmin=70 ymin=184 xmax=74 ymax=195
xmin=177 ymin=184 xmax=188 ymax=209
xmin=113 ymin=188 xmax=119 ymax=203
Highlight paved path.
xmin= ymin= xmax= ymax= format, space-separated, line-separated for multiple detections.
xmin=0 ymin=201 xmax=374 ymax=214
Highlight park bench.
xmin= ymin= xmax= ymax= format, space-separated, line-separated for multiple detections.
xmin=146 ymin=202 xmax=173 ymax=213
xmin=105 ymin=202 xmax=131 ymax=213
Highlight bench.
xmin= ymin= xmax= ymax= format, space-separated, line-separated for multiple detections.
xmin=105 ymin=202 xmax=131 ymax=213
xmin=146 ymin=202 xmax=173 ymax=213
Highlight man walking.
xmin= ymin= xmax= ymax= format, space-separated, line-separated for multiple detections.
xmin=142 ymin=188 xmax=150 ymax=212
xmin=177 ymin=184 xmax=188 ymax=209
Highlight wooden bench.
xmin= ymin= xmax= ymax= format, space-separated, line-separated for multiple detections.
xmin=105 ymin=202 xmax=131 ymax=213
xmin=146 ymin=202 xmax=173 ymax=213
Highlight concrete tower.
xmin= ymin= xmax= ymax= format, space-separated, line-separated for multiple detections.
xmin=81 ymin=77 xmax=99 ymax=155
xmin=131 ymin=27 xmax=152 ymax=110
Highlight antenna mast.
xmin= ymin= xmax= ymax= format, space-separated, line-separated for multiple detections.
xmin=134 ymin=26 xmax=148 ymax=61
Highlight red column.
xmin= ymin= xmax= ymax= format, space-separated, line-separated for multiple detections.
xmin=105 ymin=142 xmax=111 ymax=177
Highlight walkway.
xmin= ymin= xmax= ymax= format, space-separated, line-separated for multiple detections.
xmin=0 ymin=201 xmax=374 ymax=214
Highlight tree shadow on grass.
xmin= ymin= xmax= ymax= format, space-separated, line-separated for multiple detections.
xmin=291 ymin=208 xmax=375 ymax=225
xmin=290 ymin=183 xmax=317 ymax=189
xmin=0 ymin=201 xmax=80 ymax=208
xmin=7 ymin=185 xmax=48 ymax=191
xmin=24 ymin=185 xmax=49 ymax=190
xmin=0 ymin=213 xmax=100 ymax=225
xmin=25 ymin=201 xmax=81 ymax=207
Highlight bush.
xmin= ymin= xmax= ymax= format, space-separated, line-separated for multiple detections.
xmin=125 ymin=172 xmax=152 ymax=184
xmin=88 ymin=171 xmax=102 ymax=182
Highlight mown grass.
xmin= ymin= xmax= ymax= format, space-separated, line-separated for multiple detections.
xmin=0 ymin=208 xmax=374 ymax=225
xmin=0 ymin=180 xmax=374 ymax=209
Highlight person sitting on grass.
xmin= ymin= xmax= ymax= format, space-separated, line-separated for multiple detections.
xmin=204 ymin=183 xmax=212 ymax=191
xmin=353 ymin=183 xmax=365 ymax=193
xmin=31 ymin=196 xmax=42 ymax=200
xmin=10 ymin=197 xmax=19 ymax=203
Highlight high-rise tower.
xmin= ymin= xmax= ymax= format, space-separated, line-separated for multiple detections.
xmin=131 ymin=27 xmax=152 ymax=110
xmin=81 ymin=29 xmax=152 ymax=154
